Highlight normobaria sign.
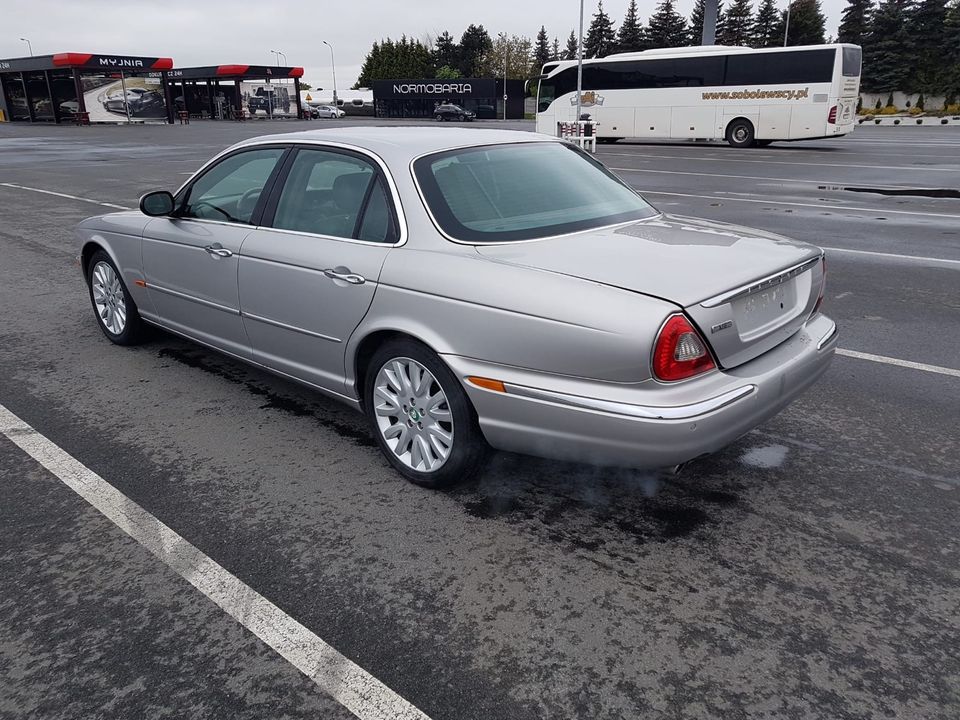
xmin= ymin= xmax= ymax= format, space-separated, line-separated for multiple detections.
xmin=392 ymin=82 xmax=473 ymax=94
xmin=372 ymin=78 xmax=495 ymax=100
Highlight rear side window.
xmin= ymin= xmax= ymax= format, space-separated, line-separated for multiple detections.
xmin=270 ymin=148 xmax=398 ymax=242
xmin=842 ymin=47 xmax=862 ymax=77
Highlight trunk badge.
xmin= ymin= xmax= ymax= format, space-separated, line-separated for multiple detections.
xmin=711 ymin=320 xmax=733 ymax=334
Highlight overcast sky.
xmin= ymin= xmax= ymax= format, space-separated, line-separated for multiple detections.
xmin=5 ymin=0 xmax=846 ymax=93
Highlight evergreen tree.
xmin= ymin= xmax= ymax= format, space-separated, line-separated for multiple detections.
xmin=458 ymin=24 xmax=493 ymax=77
xmin=751 ymin=0 xmax=783 ymax=45
xmin=910 ymin=0 xmax=949 ymax=92
xmin=837 ymin=0 xmax=873 ymax=44
xmin=647 ymin=0 xmax=689 ymax=47
xmin=719 ymin=0 xmax=754 ymax=44
xmin=533 ymin=25 xmax=552 ymax=71
xmin=551 ymin=37 xmax=561 ymax=61
xmin=616 ymin=0 xmax=648 ymax=52
xmin=564 ymin=29 xmax=580 ymax=59
xmin=863 ymin=0 xmax=913 ymax=91
xmin=431 ymin=31 xmax=459 ymax=75
xmin=945 ymin=0 xmax=960 ymax=102
xmin=584 ymin=0 xmax=618 ymax=58
xmin=689 ymin=0 xmax=727 ymax=44
xmin=354 ymin=37 xmax=432 ymax=88
xmin=783 ymin=0 xmax=826 ymax=45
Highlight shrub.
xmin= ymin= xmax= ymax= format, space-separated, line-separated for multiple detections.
xmin=856 ymin=96 xmax=863 ymax=113
xmin=875 ymin=98 xmax=882 ymax=110
xmin=878 ymin=105 xmax=900 ymax=115
xmin=886 ymin=92 xmax=894 ymax=107
xmin=944 ymin=103 xmax=960 ymax=114
xmin=917 ymin=93 xmax=925 ymax=110
xmin=861 ymin=107 xmax=876 ymax=116
xmin=908 ymin=106 xmax=923 ymax=115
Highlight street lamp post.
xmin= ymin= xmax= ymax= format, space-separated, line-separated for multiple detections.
xmin=500 ymin=33 xmax=508 ymax=120
xmin=269 ymin=49 xmax=281 ymax=66
xmin=323 ymin=41 xmax=338 ymax=109
xmin=576 ymin=0 xmax=584 ymax=125
xmin=19 ymin=38 xmax=33 ymax=56
xmin=783 ymin=2 xmax=791 ymax=46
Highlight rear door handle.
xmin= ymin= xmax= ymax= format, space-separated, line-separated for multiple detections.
xmin=204 ymin=243 xmax=233 ymax=258
xmin=323 ymin=267 xmax=365 ymax=285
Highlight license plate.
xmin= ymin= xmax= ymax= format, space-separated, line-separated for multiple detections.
xmin=734 ymin=279 xmax=796 ymax=336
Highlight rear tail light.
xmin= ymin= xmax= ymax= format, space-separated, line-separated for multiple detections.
xmin=652 ymin=314 xmax=716 ymax=382
xmin=828 ymin=105 xmax=838 ymax=124
xmin=813 ymin=256 xmax=827 ymax=313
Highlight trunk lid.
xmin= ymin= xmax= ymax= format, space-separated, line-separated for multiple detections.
xmin=475 ymin=214 xmax=824 ymax=368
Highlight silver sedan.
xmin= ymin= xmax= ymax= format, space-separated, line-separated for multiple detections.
xmin=76 ymin=128 xmax=837 ymax=487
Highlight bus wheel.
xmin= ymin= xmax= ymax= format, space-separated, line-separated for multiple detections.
xmin=726 ymin=119 xmax=755 ymax=148
xmin=597 ymin=137 xmax=622 ymax=144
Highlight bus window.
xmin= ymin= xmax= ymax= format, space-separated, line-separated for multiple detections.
xmin=537 ymin=79 xmax=556 ymax=112
xmin=842 ymin=47 xmax=862 ymax=77
xmin=725 ymin=49 xmax=835 ymax=85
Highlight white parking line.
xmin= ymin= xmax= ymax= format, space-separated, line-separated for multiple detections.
xmin=836 ymin=349 xmax=960 ymax=378
xmin=822 ymin=247 xmax=960 ymax=267
xmin=0 ymin=182 xmax=131 ymax=210
xmin=0 ymin=403 xmax=431 ymax=720
xmin=598 ymin=151 xmax=960 ymax=173
xmin=640 ymin=189 xmax=960 ymax=220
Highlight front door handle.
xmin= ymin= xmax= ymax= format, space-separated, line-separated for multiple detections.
xmin=204 ymin=243 xmax=233 ymax=258
xmin=323 ymin=267 xmax=365 ymax=285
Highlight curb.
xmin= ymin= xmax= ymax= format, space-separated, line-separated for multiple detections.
xmin=857 ymin=116 xmax=960 ymax=126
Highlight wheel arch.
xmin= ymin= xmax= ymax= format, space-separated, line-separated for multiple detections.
xmin=350 ymin=328 xmax=450 ymax=409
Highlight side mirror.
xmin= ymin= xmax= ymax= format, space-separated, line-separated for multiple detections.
xmin=139 ymin=190 xmax=175 ymax=217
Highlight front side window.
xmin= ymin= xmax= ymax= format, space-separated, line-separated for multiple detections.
xmin=271 ymin=148 xmax=397 ymax=242
xmin=414 ymin=142 xmax=656 ymax=243
xmin=180 ymin=148 xmax=285 ymax=224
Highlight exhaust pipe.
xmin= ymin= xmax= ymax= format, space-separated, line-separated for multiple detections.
xmin=660 ymin=462 xmax=687 ymax=477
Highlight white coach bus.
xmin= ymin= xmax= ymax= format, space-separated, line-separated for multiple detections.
xmin=534 ymin=44 xmax=862 ymax=147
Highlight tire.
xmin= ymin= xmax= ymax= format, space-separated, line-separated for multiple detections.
xmin=457 ymin=114 xmax=464 ymax=121
xmin=86 ymin=251 xmax=145 ymax=345
xmin=726 ymin=118 xmax=755 ymax=148
xmin=435 ymin=115 xmax=442 ymax=121
xmin=364 ymin=338 xmax=487 ymax=488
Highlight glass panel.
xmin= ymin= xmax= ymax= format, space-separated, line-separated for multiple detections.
xmin=357 ymin=178 xmax=397 ymax=244
xmin=49 ymin=70 xmax=79 ymax=119
xmin=181 ymin=148 xmax=285 ymax=224
xmin=725 ymin=49 xmax=835 ymax=85
xmin=1 ymin=74 xmax=30 ymax=120
xmin=414 ymin=142 xmax=656 ymax=243
xmin=272 ymin=149 xmax=375 ymax=238
xmin=25 ymin=72 xmax=53 ymax=120
xmin=842 ymin=47 xmax=862 ymax=78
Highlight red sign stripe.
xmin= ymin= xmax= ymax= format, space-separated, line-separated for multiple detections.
xmin=52 ymin=53 xmax=94 ymax=67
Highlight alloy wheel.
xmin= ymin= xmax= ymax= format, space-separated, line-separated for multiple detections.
xmin=373 ymin=357 xmax=454 ymax=472
xmin=91 ymin=260 xmax=127 ymax=335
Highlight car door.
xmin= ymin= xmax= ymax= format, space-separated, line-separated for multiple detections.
xmin=238 ymin=145 xmax=402 ymax=396
xmin=142 ymin=145 xmax=288 ymax=358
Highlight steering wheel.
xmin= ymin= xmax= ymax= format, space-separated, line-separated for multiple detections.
xmin=237 ymin=187 xmax=262 ymax=219
xmin=191 ymin=201 xmax=233 ymax=221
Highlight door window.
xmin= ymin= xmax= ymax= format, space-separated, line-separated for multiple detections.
xmin=180 ymin=148 xmax=285 ymax=224
xmin=272 ymin=148 xmax=397 ymax=242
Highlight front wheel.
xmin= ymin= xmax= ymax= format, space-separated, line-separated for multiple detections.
xmin=86 ymin=250 xmax=145 ymax=345
xmin=726 ymin=119 xmax=755 ymax=148
xmin=364 ymin=339 xmax=487 ymax=488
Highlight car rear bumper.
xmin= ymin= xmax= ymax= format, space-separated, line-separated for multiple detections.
xmin=444 ymin=313 xmax=837 ymax=469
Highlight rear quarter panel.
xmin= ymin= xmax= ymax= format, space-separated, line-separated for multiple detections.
xmin=347 ymin=246 xmax=679 ymax=387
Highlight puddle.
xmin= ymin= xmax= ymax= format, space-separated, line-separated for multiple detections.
xmin=740 ymin=444 xmax=789 ymax=469
xmin=818 ymin=185 xmax=960 ymax=199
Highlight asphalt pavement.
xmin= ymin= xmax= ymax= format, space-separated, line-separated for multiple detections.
xmin=0 ymin=118 xmax=958 ymax=720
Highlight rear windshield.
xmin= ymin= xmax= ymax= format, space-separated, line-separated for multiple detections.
xmin=413 ymin=142 xmax=656 ymax=243
xmin=842 ymin=47 xmax=861 ymax=77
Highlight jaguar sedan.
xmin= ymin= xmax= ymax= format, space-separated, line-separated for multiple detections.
xmin=76 ymin=128 xmax=836 ymax=487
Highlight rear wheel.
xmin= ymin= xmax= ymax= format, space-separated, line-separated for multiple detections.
xmin=726 ymin=118 xmax=755 ymax=148
xmin=364 ymin=339 xmax=487 ymax=488
xmin=86 ymin=250 xmax=145 ymax=345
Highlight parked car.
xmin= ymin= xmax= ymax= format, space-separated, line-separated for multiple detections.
xmin=59 ymin=100 xmax=81 ymax=116
xmin=102 ymin=87 xmax=164 ymax=116
xmin=434 ymin=104 xmax=475 ymax=121
xmin=310 ymin=104 xmax=345 ymax=119
xmin=248 ymin=86 xmax=290 ymax=115
xmin=76 ymin=128 xmax=836 ymax=487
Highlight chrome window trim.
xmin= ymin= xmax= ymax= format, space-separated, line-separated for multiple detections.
xmin=147 ymin=282 xmax=240 ymax=316
xmin=407 ymin=140 xmax=663 ymax=247
xmin=498 ymin=382 xmax=757 ymax=420
xmin=699 ymin=254 xmax=822 ymax=308
xmin=241 ymin=311 xmax=341 ymax=343
xmin=186 ymin=138 xmax=410 ymax=247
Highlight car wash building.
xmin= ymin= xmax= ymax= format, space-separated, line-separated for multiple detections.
xmin=166 ymin=64 xmax=304 ymax=120
xmin=0 ymin=53 xmax=175 ymax=123
xmin=372 ymin=78 xmax=525 ymax=119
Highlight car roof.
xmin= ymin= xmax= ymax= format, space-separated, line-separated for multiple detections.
xmin=232 ymin=127 xmax=558 ymax=163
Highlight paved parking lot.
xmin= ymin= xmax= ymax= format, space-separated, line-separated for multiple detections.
xmin=1 ymin=119 xmax=958 ymax=720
